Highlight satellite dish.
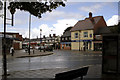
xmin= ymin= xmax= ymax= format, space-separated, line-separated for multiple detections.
xmin=0 ymin=1 xmax=3 ymax=10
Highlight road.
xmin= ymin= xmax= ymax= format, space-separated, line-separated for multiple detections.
xmin=7 ymin=50 xmax=102 ymax=72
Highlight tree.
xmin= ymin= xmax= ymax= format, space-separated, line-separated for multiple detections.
xmin=0 ymin=1 xmax=3 ymax=10
xmin=8 ymin=0 xmax=66 ymax=18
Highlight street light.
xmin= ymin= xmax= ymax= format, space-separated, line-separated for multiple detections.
xmin=3 ymin=1 xmax=7 ymax=79
xmin=40 ymin=29 xmax=42 ymax=44
xmin=40 ymin=29 xmax=42 ymax=51
xmin=28 ymin=14 xmax=31 ymax=55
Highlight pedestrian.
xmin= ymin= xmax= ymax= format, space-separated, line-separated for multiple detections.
xmin=10 ymin=46 xmax=14 ymax=56
xmin=33 ymin=46 xmax=35 ymax=54
xmin=83 ymin=45 xmax=85 ymax=51
xmin=25 ymin=47 xmax=28 ymax=53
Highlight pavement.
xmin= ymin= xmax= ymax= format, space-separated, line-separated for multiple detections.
xmin=7 ymin=64 xmax=120 ymax=80
xmin=7 ymin=64 xmax=101 ymax=78
xmin=7 ymin=49 xmax=54 ymax=58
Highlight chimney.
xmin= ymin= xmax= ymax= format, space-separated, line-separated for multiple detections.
xmin=43 ymin=35 xmax=45 ymax=38
xmin=89 ymin=12 xmax=92 ymax=18
xmin=89 ymin=12 xmax=95 ymax=24
xmin=53 ymin=34 xmax=56 ymax=37
xmin=49 ymin=34 xmax=51 ymax=37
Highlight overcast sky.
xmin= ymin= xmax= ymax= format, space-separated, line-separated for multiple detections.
xmin=0 ymin=1 xmax=119 ymax=38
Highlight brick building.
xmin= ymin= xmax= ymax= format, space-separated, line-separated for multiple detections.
xmin=60 ymin=27 xmax=73 ymax=50
xmin=0 ymin=32 xmax=23 ymax=50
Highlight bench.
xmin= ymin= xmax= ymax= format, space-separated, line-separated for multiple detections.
xmin=55 ymin=66 xmax=89 ymax=80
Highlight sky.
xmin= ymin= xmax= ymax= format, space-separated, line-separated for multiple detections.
xmin=0 ymin=1 xmax=119 ymax=39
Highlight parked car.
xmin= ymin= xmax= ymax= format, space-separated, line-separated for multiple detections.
xmin=38 ymin=46 xmax=47 ymax=52
xmin=35 ymin=46 xmax=39 ymax=50
xmin=38 ymin=45 xmax=53 ymax=52
xmin=46 ymin=45 xmax=53 ymax=51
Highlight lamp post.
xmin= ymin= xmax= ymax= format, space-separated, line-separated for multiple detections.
xmin=3 ymin=1 xmax=7 ymax=79
xmin=40 ymin=29 xmax=42 ymax=51
xmin=28 ymin=14 xmax=31 ymax=55
xmin=40 ymin=29 xmax=42 ymax=44
xmin=78 ymin=31 xmax=80 ymax=51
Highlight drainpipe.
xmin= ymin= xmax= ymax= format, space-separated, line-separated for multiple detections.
xmin=79 ymin=31 xmax=80 ymax=51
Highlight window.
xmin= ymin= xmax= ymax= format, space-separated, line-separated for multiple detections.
xmin=84 ymin=32 xmax=88 ymax=37
xmin=62 ymin=38 xmax=64 ymax=40
xmin=75 ymin=33 xmax=78 ymax=38
xmin=95 ymin=35 xmax=101 ymax=40
xmin=65 ymin=37 xmax=67 ymax=40
xmin=69 ymin=37 xmax=71 ymax=40
xmin=66 ymin=44 xmax=70 ymax=47
xmin=90 ymin=34 xmax=92 ymax=38
xmin=66 ymin=44 xmax=68 ymax=47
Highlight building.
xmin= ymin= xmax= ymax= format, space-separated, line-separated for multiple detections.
xmin=0 ymin=34 xmax=13 ymax=53
xmin=23 ymin=37 xmax=40 ymax=49
xmin=23 ymin=34 xmax=61 ymax=49
xmin=42 ymin=34 xmax=61 ymax=49
xmin=0 ymin=32 xmax=23 ymax=52
xmin=60 ymin=27 xmax=73 ymax=50
xmin=70 ymin=12 xmax=107 ymax=51
xmin=94 ymin=27 xmax=111 ymax=51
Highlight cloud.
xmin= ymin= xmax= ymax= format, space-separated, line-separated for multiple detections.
xmin=20 ymin=19 xmax=78 ymax=39
xmin=53 ymin=19 xmax=78 ymax=36
xmin=41 ymin=10 xmax=85 ymax=21
xmin=79 ymin=3 xmax=106 ymax=13
xmin=31 ymin=24 xmax=54 ymax=38
xmin=106 ymin=15 xmax=119 ymax=26
xmin=68 ymin=0 xmax=119 ymax=2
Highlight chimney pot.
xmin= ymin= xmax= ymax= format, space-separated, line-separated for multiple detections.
xmin=89 ymin=12 xmax=92 ymax=18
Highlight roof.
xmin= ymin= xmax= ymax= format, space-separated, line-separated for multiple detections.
xmin=62 ymin=27 xmax=73 ymax=37
xmin=95 ymin=27 xmax=111 ymax=35
xmin=70 ymin=16 xmax=102 ymax=31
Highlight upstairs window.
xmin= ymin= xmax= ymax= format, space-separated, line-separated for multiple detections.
xmin=84 ymin=32 xmax=88 ymax=37
xmin=90 ymin=34 xmax=92 ymax=38
xmin=75 ymin=33 xmax=78 ymax=38
xmin=62 ymin=38 xmax=64 ymax=40
xmin=65 ymin=37 xmax=67 ymax=40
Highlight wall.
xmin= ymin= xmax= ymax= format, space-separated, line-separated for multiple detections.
xmin=71 ymin=42 xmax=79 ymax=50
xmin=80 ymin=30 xmax=93 ymax=40
xmin=60 ymin=44 xmax=71 ymax=50
xmin=14 ymin=42 xmax=20 ymax=50
xmin=71 ymin=30 xmax=94 ymax=50
xmin=71 ymin=31 xmax=80 ymax=40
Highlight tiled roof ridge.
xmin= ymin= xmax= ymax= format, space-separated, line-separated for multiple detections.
xmin=82 ymin=16 xmax=103 ymax=21
xmin=70 ymin=16 xmax=103 ymax=31
xmin=75 ymin=16 xmax=102 ymax=25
